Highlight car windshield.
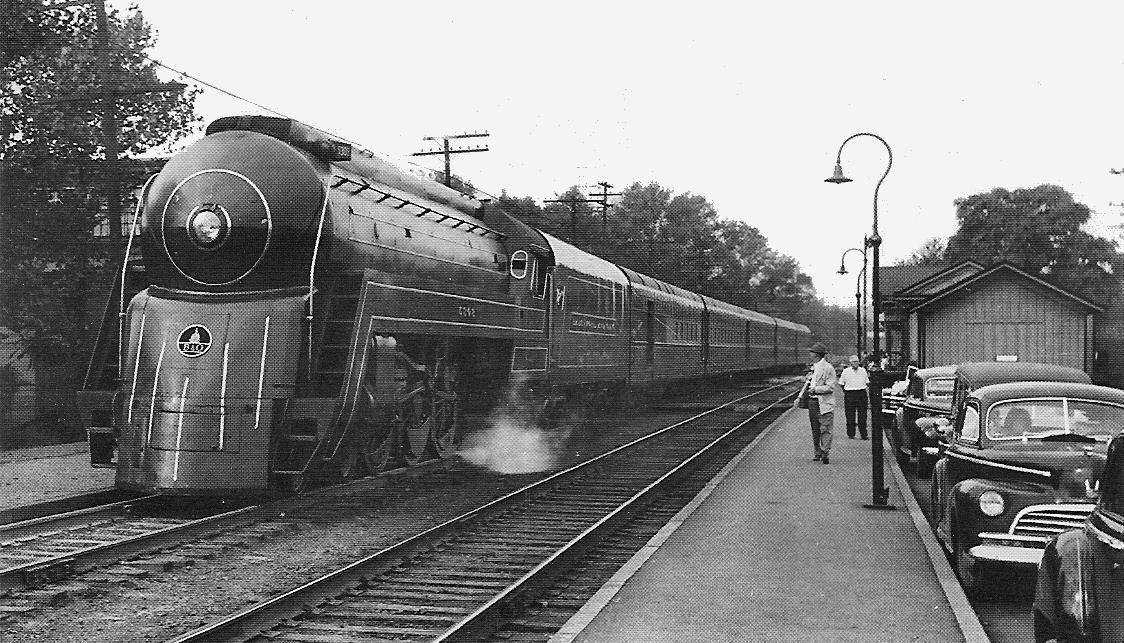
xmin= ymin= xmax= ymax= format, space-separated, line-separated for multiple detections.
xmin=986 ymin=399 xmax=1124 ymax=442
xmin=924 ymin=377 xmax=954 ymax=399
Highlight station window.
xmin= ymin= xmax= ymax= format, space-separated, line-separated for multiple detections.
xmin=510 ymin=250 xmax=529 ymax=279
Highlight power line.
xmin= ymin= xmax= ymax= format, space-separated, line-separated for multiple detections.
xmin=142 ymin=56 xmax=291 ymax=120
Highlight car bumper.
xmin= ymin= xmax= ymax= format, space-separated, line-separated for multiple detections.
xmin=969 ymin=533 xmax=1050 ymax=566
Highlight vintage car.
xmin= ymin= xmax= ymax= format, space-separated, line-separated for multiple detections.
xmin=917 ymin=362 xmax=1092 ymax=480
xmin=881 ymin=365 xmax=917 ymax=433
xmin=890 ymin=365 xmax=955 ymax=476
xmin=929 ymin=380 xmax=1124 ymax=595
xmin=1033 ymin=431 xmax=1124 ymax=641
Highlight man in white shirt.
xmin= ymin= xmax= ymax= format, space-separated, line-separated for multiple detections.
xmin=805 ymin=342 xmax=837 ymax=464
xmin=837 ymin=354 xmax=869 ymax=440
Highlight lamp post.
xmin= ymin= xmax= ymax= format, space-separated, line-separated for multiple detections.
xmin=826 ymin=133 xmax=894 ymax=509
xmin=837 ymin=246 xmax=867 ymax=357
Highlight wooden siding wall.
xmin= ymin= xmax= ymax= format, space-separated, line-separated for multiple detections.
xmin=920 ymin=273 xmax=1088 ymax=370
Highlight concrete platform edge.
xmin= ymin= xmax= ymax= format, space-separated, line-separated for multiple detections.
xmin=548 ymin=406 xmax=792 ymax=643
xmin=883 ymin=434 xmax=990 ymax=643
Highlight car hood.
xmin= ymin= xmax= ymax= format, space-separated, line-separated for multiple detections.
xmin=985 ymin=443 xmax=1107 ymax=497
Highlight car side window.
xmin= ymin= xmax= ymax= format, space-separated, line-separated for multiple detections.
xmin=959 ymin=404 xmax=981 ymax=443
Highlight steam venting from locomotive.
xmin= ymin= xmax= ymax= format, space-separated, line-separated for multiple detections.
xmin=459 ymin=376 xmax=570 ymax=474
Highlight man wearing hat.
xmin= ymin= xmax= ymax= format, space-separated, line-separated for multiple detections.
xmin=804 ymin=342 xmax=837 ymax=464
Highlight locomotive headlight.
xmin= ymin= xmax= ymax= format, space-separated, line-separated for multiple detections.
xmin=187 ymin=206 xmax=230 ymax=249
xmin=979 ymin=490 xmax=1006 ymax=517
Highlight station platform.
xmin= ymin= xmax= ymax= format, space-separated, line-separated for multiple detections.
xmin=553 ymin=395 xmax=991 ymax=643
xmin=0 ymin=442 xmax=113 ymax=510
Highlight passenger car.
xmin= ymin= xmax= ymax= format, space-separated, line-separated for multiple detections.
xmin=890 ymin=365 xmax=955 ymax=476
xmin=930 ymin=381 xmax=1124 ymax=594
xmin=1033 ymin=432 xmax=1124 ymax=641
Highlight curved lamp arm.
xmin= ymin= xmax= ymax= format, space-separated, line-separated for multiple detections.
xmin=834 ymin=133 xmax=893 ymax=239
xmin=838 ymin=246 xmax=865 ymax=273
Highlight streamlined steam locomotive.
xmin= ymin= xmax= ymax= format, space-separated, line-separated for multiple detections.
xmin=79 ymin=116 xmax=811 ymax=494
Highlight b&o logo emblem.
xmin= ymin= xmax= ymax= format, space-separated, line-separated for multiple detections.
xmin=177 ymin=324 xmax=212 ymax=358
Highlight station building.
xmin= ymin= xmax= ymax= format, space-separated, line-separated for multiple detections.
xmin=879 ymin=260 xmax=1106 ymax=380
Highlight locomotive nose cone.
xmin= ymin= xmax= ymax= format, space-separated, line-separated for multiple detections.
xmin=160 ymin=169 xmax=272 ymax=286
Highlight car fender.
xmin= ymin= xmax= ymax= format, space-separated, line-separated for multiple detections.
xmin=950 ymin=478 xmax=1051 ymax=549
xmin=931 ymin=457 xmax=951 ymax=547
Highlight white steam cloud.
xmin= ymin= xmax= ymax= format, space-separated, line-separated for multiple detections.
xmin=458 ymin=376 xmax=571 ymax=474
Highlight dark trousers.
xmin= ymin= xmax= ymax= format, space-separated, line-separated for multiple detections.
xmin=843 ymin=389 xmax=868 ymax=439
xmin=807 ymin=399 xmax=832 ymax=457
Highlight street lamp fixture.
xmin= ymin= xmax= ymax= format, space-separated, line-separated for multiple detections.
xmin=825 ymin=162 xmax=853 ymax=184
xmin=838 ymin=246 xmax=867 ymax=357
xmin=825 ymin=132 xmax=894 ymax=510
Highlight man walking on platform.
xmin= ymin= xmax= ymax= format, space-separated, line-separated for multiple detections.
xmin=805 ymin=342 xmax=837 ymax=464
xmin=838 ymin=355 xmax=869 ymax=440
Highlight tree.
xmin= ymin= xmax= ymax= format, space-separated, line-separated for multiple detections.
xmin=945 ymin=185 xmax=1120 ymax=302
xmin=1 ymin=3 xmax=201 ymax=364
xmin=897 ymin=236 xmax=947 ymax=266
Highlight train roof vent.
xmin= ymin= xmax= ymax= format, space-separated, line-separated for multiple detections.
xmin=206 ymin=115 xmax=352 ymax=162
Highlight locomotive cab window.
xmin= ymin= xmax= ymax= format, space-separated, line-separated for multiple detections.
xmin=510 ymin=250 xmax=529 ymax=279
xmin=532 ymin=257 xmax=549 ymax=300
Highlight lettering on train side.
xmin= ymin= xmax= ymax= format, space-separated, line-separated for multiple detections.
xmin=569 ymin=312 xmax=618 ymax=333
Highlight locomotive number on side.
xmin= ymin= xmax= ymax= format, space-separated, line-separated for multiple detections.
xmin=457 ymin=306 xmax=478 ymax=319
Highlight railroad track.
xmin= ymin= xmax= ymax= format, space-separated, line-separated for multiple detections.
xmin=0 ymin=489 xmax=148 ymax=527
xmin=170 ymin=380 xmax=798 ymax=643
xmin=0 ymin=495 xmax=258 ymax=590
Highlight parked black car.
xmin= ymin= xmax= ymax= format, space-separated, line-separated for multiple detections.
xmin=890 ymin=365 xmax=955 ymax=476
xmin=919 ymin=362 xmax=1094 ymax=481
xmin=1033 ymin=431 xmax=1124 ymax=642
xmin=881 ymin=365 xmax=917 ymax=438
xmin=930 ymin=380 xmax=1124 ymax=595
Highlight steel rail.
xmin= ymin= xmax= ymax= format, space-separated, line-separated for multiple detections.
xmin=0 ymin=502 xmax=261 ymax=590
xmin=433 ymin=389 xmax=797 ymax=641
xmin=167 ymin=380 xmax=797 ymax=643
xmin=0 ymin=493 xmax=159 ymax=537
xmin=0 ymin=490 xmax=151 ymax=529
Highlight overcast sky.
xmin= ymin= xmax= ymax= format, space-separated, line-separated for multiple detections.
xmin=118 ymin=1 xmax=1124 ymax=306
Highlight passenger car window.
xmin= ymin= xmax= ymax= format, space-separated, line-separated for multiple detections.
xmin=960 ymin=404 xmax=981 ymax=442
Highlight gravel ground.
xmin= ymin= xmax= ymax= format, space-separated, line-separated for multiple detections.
xmin=0 ymin=382 xmax=778 ymax=642
xmin=0 ymin=443 xmax=115 ymax=509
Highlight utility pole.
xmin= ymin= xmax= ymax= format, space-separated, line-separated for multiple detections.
xmin=588 ymin=181 xmax=621 ymax=230
xmin=542 ymin=195 xmax=595 ymax=239
xmin=412 ymin=132 xmax=489 ymax=188
xmin=94 ymin=0 xmax=121 ymax=248
xmin=543 ymin=180 xmax=620 ymax=241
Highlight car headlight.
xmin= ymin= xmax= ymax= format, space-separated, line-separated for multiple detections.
xmin=979 ymin=490 xmax=1005 ymax=517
